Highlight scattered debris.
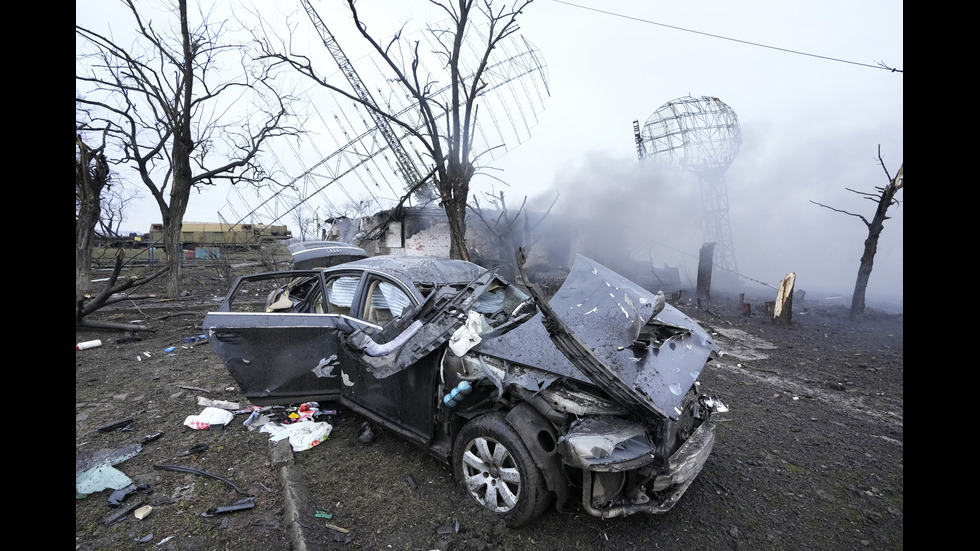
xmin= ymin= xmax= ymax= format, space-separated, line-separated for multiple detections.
xmin=76 ymin=443 xmax=144 ymax=498
xmin=176 ymin=384 xmax=210 ymax=393
xmin=108 ymin=483 xmax=149 ymax=507
xmin=262 ymin=418 xmax=333 ymax=451
xmin=204 ymin=496 xmax=256 ymax=516
xmin=196 ymin=396 xmax=241 ymax=410
xmin=77 ymin=339 xmax=103 ymax=350
xmin=357 ymin=421 xmax=375 ymax=445
xmin=77 ymin=463 xmax=134 ymax=499
xmin=141 ymin=431 xmax=164 ymax=445
xmin=153 ymin=464 xmax=250 ymax=495
xmin=103 ymin=501 xmax=141 ymax=526
xmin=134 ymin=505 xmax=153 ymax=520
xmin=178 ymin=444 xmax=209 ymax=457
xmin=183 ymin=406 xmax=234 ymax=430
xmin=288 ymin=420 xmax=332 ymax=451
xmin=97 ymin=418 xmax=134 ymax=432
xmin=436 ymin=520 xmax=461 ymax=535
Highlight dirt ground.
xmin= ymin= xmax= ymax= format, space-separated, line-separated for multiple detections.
xmin=76 ymin=254 xmax=903 ymax=550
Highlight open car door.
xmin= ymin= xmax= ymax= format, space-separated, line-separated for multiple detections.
xmin=203 ymin=270 xmax=375 ymax=406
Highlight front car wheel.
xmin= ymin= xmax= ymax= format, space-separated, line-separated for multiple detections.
xmin=452 ymin=413 xmax=550 ymax=527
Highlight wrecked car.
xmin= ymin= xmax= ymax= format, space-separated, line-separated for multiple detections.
xmin=203 ymin=253 xmax=727 ymax=526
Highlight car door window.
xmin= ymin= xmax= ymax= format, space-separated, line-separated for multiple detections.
xmin=266 ymin=276 xmax=325 ymax=313
xmin=324 ymin=275 xmax=361 ymax=316
xmin=362 ymin=278 xmax=413 ymax=326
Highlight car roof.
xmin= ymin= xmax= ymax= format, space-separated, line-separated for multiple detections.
xmin=327 ymin=255 xmax=488 ymax=285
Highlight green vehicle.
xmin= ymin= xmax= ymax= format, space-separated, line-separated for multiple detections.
xmin=147 ymin=222 xmax=292 ymax=250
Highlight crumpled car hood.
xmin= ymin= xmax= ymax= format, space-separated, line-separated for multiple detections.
xmin=474 ymin=255 xmax=718 ymax=420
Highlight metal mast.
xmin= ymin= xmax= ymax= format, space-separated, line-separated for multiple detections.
xmin=637 ymin=96 xmax=742 ymax=272
xmin=632 ymin=119 xmax=645 ymax=160
xmin=301 ymin=1 xmax=433 ymax=202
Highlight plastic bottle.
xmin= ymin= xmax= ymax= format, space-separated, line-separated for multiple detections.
xmin=76 ymin=340 xmax=102 ymax=350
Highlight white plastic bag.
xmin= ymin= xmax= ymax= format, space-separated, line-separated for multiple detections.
xmin=287 ymin=420 xmax=333 ymax=451
xmin=449 ymin=311 xmax=484 ymax=356
xmin=183 ymin=406 xmax=234 ymax=430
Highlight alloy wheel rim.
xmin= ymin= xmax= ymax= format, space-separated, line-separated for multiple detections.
xmin=461 ymin=436 xmax=521 ymax=512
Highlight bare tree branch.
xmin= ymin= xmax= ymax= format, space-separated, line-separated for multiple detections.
xmin=810 ymin=145 xmax=902 ymax=319
xmin=259 ymin=0 xmax=536 ymax=260
xmin=77 ymin=0 xmax=302 ymax=298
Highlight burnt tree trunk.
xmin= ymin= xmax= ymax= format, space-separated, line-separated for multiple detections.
xmin=439 ymin=163 xmax=473 ymax=261
xmin=849 ymin=163 xmax=903 ymax=319
xmin=444 ymin=190 xmax=469 ymax=261
xmin=162 ymin=150 xmax=193 ymax=298
xmin=773 ymin=272 xmax=796 ymax=325
xmin=810 ymin=150 xmax=902 ymax=321
xmin=697 ymin=242 xmax=716 ymax=301
xmin=161 ymin=0 xmax=197 ymax=299
xmin=76 ymin=134 xmax=109 ymax=300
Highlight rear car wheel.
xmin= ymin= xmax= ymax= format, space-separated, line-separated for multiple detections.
xmin=452 ymin=413 xmax=549 ymax=527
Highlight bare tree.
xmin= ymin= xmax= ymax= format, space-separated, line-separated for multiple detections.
xmin=256 ymin=0 xmax=534 ymax=261
xmin=96 ymin=182 xmax=140 ymax=239
xmin=811 ymin=146 xmax=903 ymax=319
xmin=76 ymin=127 xmax=111 ymax=300
xmin=292 ymin=203 xmax=314 ymax=242
xmin=76 ymin=0 xmax=300 ymax=298
xmin=77 ymin=113 xmax=167 ymax=325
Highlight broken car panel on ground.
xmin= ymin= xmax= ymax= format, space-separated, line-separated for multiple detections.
xmin=204 ymin=251 xmax=727 ymax=526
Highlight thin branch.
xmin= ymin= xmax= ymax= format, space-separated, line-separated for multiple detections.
xmin=809 ymin=200 xmax=870 ymax=227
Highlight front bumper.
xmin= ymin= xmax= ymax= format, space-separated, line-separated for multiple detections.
xmin=578 ymin=420 xmax=717 ymax=518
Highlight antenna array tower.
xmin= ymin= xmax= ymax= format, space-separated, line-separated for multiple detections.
xmin=220 ymin=5 xmax=550 ymax=234
xmin=301 ymin=0 xmax=433 ymax=202
xmin=635 ymin=96 xmax=741 ymax=272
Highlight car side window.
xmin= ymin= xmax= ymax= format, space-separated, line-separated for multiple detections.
xmin=324 ymin=275 xmax=360 ymax=316
xmin=362 ymin=278 xmax=413 ymax=326
xmin=267 ymin=276 xmax=324 ymax=313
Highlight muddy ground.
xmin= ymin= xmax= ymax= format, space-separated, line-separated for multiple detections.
xmin=75 ymin=255 xmax=902 ymax=550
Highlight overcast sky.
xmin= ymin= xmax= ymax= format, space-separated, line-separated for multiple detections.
xmin=77 ymin=0 xmax=903 ymax=307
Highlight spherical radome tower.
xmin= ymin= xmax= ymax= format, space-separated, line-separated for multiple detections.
xmin=634 ymin=96 xmax=741 ymax=271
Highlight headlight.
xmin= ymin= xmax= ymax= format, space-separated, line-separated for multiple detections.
xmin=558 ymin=416 xmax=655 ymax=470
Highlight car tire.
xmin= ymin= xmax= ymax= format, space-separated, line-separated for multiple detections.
xmin=452 ymin=412 xmax=550 ymax=527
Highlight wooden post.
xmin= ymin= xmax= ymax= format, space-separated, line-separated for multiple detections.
xmin=696 ymin=242 xmax=715 ymax=302
xmin=773 ymin=273 xmax=796 ymax=325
